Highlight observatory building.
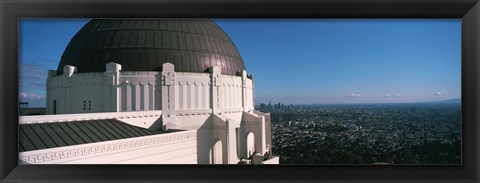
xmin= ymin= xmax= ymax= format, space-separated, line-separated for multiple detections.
xmin=19 ymin=19 xmax=278 ymax=164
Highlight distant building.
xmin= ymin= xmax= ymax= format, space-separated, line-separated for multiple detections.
xmin=19 ymin=102 xmax=46 ymax=116
xmin=19 ymin=19 xmax=278 ymax=164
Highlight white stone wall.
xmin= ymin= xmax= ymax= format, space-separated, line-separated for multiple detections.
xmin=47 ymin=72 xmax=114 ymax=114
xmin=46 ymin=63 xmax=254 ymax=115
xmin=20 ymin=109 xmax=275 ymax=164
xmin=19 ymin=130 xmax=197 ymax=164
xmin=261 ymin=156 xmax=280 ymax=164
xmin=42 ymin=62 xmax=276 ymax=164
xmin=175 ymin=72 xmax=212 ymax=111
xmin=245 ymin=79 xmax=254 ymax=111
xmin=172 ymin=111 xmax=270 ymax=164
xmin=220 ymin=75 xmax=243 ymax=110
xmin=239 ymin=112 xmax=267 ymax=159
xmin=118 ymin=71 xmax=158 ymax=112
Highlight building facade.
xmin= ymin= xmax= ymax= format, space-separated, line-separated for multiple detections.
xmin=19 ymin=19 xmax=278 ymax=164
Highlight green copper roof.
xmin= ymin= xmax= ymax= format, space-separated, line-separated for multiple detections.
xmin=57 ymin=19 xmax=246 ymax=76
xmin=19 ymin=119 xmax=163 ymax=152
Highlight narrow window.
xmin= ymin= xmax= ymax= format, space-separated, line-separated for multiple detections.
xmin=53 ymin=100 xmax=57 ymax=114
xmin=236 ymin=128 xmax=240 ymax=158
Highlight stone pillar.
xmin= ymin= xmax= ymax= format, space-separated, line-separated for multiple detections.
xmin=161 ymin=63 xmax=176 ymax=130
xmin=155 ymin=75 xmax=162 ymax=110
xmin=104 ymin=62 xmax=121 ymax=112
xmin=225 ymin=119 xmax=239 ymax=164
xmin=46 ymin=70 xmax=56 ymax=114
xmin=225 ymin=119 xmax=230 ymax=164
xmin=141 ymin=82 xmax=148 ymax=111
xmin=260 ymin=116 xmax=267 ymax=155
xmin=63 ymin=65 xmax=76 ymax=79
xmin=62 ymin=65 xmax=76 ymax=113
xmin=251 ymin=76 xmax=255 ymax=111
xmin=133 ymin=82 xmax=141 ymax=111
xmin=240 ymin=70 xmax=248 ymax=112
xmin=210 ymin=66 xmax=222 ymax=115
xmin=125 ymin=81 xmax=132 ymax=111
xmin=148 ymin=82 xmax=155 ymax=110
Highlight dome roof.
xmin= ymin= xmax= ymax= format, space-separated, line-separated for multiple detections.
xmin=57 ymin=19 xmax=245 ymax=76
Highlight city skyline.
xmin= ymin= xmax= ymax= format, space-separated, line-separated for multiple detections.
xmin=20 ymin=19 xmax=461 ymax=107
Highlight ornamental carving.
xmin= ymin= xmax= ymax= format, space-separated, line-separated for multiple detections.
xmin=20 ymin=131 xmax=197 ymax=164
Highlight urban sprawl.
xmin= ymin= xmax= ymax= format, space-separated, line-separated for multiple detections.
xmin=257 ymin=102 xmax=461 ymax=164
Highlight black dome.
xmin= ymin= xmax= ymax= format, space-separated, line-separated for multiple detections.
xmin=57 ymin=19 xmax=245 ymax=76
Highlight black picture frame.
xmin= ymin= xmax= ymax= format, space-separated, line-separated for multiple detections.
xmin=1 ymin=0 xmax=479 ymax=182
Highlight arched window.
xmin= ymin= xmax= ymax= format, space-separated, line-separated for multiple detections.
xmin=211 ymin=139 xmax=223 ymax=164
xmin=246 ymin=132 xmax=255 ymax=158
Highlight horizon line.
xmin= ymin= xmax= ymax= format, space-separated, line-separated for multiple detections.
xmin=254 ymin=98 xmax=461 ymax=106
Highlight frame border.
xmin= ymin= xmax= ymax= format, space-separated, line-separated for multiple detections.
xmin=1 ymin=0 xmax=479 ymax=182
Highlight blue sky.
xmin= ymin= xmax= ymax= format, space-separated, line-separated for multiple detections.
xmin=19 ymin=19 xmax=461 ymax=107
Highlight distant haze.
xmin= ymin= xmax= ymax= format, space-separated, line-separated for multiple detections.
xmin=254 ymin=96 xmax=461 ymax=105
xmin=19 ymin=19 xmax=461 ymax=107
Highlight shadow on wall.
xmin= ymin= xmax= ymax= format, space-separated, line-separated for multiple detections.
xmin=240 ymin=112 xmax=266 ymax=163
xmin=148 ymin=116 xmax=163 ymax=130
xmin=197 ymin=115 xmax=214 ymax=164
xmin=196 ymin=114 xmax=229 ymax=164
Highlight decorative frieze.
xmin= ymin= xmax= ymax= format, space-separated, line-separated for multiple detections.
xmin=19 ymin=130 xmax=197 ymax=164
